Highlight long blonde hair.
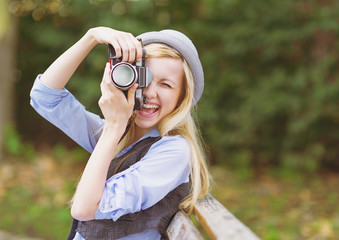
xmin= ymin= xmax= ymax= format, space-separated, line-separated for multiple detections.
xmin=115 ymin=43 xmax=211 ymax=214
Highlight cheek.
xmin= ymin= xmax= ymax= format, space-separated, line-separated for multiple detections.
xmin=167 ymin=91 xmax=182 ymax=110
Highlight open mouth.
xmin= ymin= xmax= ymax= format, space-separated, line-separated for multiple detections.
xmin=139 ymin=103 xmax=159 ymax=117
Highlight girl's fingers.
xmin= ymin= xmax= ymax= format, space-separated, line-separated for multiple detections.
xmin=92 ymin=27 xmax=142 ymax=62
xmin=109 ymin=36 xmax=123 ymax=59
xmin=116 ymin=37 xmax=130 ymax=62
xmin=127 ymin=84 xmax=138 ymax=107
xmin=101 ymin=62 xmax=115 ymax=96
xmin=110 ymin=33 xmax=142 ymax=63
xmin=133 ymin=38 xmax=143 ymax=62
xmin=123 ymin=33 xmax=142 ymax=63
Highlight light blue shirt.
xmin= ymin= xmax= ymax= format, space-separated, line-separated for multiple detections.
xmin=30 ymin=75 xmax=191 ymax=240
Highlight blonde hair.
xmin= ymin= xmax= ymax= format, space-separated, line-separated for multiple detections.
xmin=115 ymin=43 xmax=211 ymax=214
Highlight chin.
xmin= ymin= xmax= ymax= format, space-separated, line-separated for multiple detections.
xmin=134 ymin=118 xmax=158 ymax=131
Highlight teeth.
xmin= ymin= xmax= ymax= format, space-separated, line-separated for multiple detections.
xmin=143 ymin=104 xmax=159 ymax=109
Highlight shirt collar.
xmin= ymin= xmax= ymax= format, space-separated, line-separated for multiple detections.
xmin=117 ymin=128 xmax=160 ymax=157
xmin=137 ymin=128 xmax=160 ymax=142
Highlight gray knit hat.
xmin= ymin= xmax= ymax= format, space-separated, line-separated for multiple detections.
xmin=137 ymin=30 xmax=204 ymax=105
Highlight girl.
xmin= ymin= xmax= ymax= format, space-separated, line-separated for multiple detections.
xmin=30 ymin=27 xmax=210 ymax=239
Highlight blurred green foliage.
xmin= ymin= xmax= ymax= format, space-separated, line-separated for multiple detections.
xmin=14 ymin=0 xmax=339 ymax=172
xmin=0 ymin=186 xmax=71 ymax=239
xmin=0 ymin=148 xmax=85 ymax=240
xmin=4 ymin=123 xmax=36 ymax=160
xmin=211 ymin=166 xmax=339 ymax=240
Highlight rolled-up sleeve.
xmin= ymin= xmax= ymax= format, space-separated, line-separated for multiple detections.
xmin=95 ymin=136 xmax=191 ymax=221
xmin=30 ymin=75 xmax=104 ymax=152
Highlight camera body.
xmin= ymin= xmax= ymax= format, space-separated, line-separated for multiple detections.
xmin=108 ymin=43 xmax=153 ymax=110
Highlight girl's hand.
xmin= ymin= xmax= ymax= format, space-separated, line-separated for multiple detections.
xmin=98 ymin=62 xmax=138 ymax=132
xmin=88 ymin=27 xmax=143 ymax=63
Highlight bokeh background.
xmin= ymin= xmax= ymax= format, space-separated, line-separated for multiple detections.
xmin=1 ymin=0 xmax=339 ymax=239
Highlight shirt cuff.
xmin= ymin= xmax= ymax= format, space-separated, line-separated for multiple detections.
xmin=95 ymin=163 xmax=141 ymax=221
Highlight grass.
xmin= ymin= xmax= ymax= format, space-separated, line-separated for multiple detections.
xmin=0 ymin=148 xmax=338 ymax=240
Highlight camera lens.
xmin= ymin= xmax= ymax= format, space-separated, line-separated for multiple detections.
xmin=112 ymin=63 xmax=136 ymax=89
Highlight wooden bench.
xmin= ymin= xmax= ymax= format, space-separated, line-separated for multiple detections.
xmin=166 ymin=193 xmax=260 ymax=240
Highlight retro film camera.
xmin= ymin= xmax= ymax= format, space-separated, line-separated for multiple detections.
xmin=108 ymin=41 xmax=153 ymax=110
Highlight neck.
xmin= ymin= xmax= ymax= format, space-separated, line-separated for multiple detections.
xmin=130 ymin=125 xmax=153 ymax=145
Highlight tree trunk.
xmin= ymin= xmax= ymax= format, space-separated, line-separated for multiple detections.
xmin=0 ymin=0 xmax=18 ymax=161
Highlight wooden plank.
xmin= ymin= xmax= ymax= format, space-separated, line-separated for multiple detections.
xmin=194 ymin=194 xmax=261 ymax=240
xmin=167 ymin=210 xmax=204 ymax=240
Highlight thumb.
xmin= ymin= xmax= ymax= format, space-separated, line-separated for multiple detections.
xmin=103 ymin=62 xmax=111 ymax=80
xmin=127 ymin=84 xmax=138 ymax=106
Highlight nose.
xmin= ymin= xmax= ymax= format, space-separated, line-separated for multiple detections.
xmin=143 ymin=79 xmax=157 ymax=100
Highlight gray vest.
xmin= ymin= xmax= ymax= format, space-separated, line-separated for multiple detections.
xmin=76 ymin=136 xmax=190 ymax=240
